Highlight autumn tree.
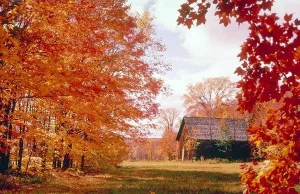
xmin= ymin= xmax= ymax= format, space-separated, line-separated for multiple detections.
xmin=158 ymin=108 xmax=180 ymax=160
xmin=159 ymin=129 xmax=178 ymax=160
xmin=0 ymin=0 xmax=169 ymax=173
xmin=178 ymin=1 xmax=299 ymax=193
xmin=246 ymin=101 xmax=282 ymax=160
xmin=183 ymin=77 xmax=237 ymax=118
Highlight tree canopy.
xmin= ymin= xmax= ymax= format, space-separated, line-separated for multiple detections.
xmin=183 ymin=77 xmax=237 ymax=118
xmin=0 ymin=0 xmax=169 ymax=172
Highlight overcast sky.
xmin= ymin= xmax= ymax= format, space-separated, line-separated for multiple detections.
xmin=127 ymin=0 xmax=300 ymax=115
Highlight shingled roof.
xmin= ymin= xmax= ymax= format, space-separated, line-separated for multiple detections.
xmin=176 ymin=117 xmax=248 ymax=141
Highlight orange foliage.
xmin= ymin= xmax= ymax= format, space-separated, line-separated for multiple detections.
xmin=158 ymin=108 xmax=180 ymax=160
xmin=0 ymin=0 xmax=169 ymax=170
xmin=178 ymin=1 xmax=299 ymax=193
xmin=159 ymin=128 xmax=178 ymax=160
xmin=183 ymin=77 xmax=239 ymax=118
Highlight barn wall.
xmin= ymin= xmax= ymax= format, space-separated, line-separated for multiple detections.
xmin=195 ymin=140 xmax=251 ymax=161
xmin=177 ymin=126 xmax=186 ymax=160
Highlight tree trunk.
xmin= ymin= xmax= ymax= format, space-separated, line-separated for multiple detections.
xmin=0 ymin=100 xmax=15 ymax=174
xmin=25 ymin=149 xmax=33 ymax=173
xmin=52 ymin=156 xmax=57 ymax=169
xmin=62 ymin=153 xmax=71 ymax=170
xmin=80 ymin=155 xmax=85 ymax=170
xmin=0 ymin=153 xmax=9 ymax=174
xmin=18 ymin=138 xmax=23 ymax=171
xmin=52 ymin=148 xmax=59 ymax=169
xmin=41 ymin=143 xmax=48 ymax=171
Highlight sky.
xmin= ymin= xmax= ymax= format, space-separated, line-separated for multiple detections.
xmin=126 ymin=0 xmax=300 ymax=116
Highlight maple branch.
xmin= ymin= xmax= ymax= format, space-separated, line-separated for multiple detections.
xmin=250 ymin=22 xmax=291 ymax=88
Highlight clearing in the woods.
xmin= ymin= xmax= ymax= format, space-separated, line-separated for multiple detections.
xmin=1 ymin=161 xmax=253 ymax=194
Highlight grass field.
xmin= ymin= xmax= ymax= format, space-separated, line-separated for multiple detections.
xmin=121 ymin=160 xmax=247 ymax=174
xmin=1 ymin=160 xmax=248 ymax=194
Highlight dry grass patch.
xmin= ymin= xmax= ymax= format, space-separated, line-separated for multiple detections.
xmin=121 ymin=160 xmax=250 ymax=174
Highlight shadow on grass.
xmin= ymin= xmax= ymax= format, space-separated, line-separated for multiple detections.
xmin=103 ymin=168 xmax=242 ymax=194
xmin=87 ymin=168 xmax=242 ymax=194
xmin=7 ymin=167 xmax=243 ymax=194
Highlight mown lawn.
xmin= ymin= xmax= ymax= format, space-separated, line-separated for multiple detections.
xmin=2 ymin=161 xmax=249 ymax=194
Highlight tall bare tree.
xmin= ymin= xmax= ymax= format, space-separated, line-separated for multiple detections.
xmin=159 ymin=108 xmax=180 ymax=131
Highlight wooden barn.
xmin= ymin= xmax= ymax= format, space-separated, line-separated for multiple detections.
xmin=176 ymin=117 xmax=251 ymax=161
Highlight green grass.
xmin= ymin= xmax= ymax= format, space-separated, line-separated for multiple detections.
xmin=2 ymin=161 xmax=298 ymax=193
xmin=4 ymin=161 xmax=244 ymax=194
xmin=100 ymin=168 xmax=243 ymax=194
xmin=15 ymin=169 xmax=242 ymax=194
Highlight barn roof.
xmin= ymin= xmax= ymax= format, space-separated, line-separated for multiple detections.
xmin=176 ymin=117 xmax=248 ymax=141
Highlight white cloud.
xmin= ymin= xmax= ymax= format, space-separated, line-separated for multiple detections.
xmin=129 ymin=0 xmax=300 ymax=114
xmin=149 ymin=0 xmax=186 ymax=32
xmin=146 ymin=0 xmax=248 ymax=112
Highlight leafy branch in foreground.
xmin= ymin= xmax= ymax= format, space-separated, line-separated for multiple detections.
xmin=177 ymin=0 xmax=299 ymax=193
